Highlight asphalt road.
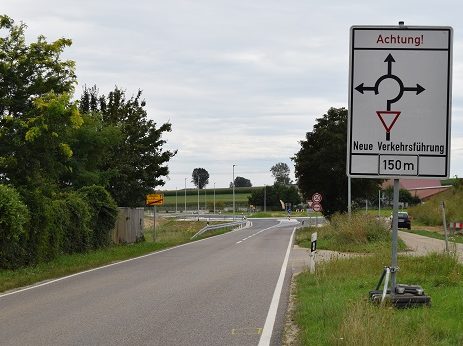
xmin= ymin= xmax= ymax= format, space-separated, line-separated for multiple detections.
xmin=0 ymin=219 xmax=298 ymax=346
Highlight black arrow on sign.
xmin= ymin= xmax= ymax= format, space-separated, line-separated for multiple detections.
xmin=385 ymin=53 xmax=395 ymax=75
xmin=404 ymin=84 xmax=426 ymax=95
xmin=355 ymin=83 xmax=376 ymax=94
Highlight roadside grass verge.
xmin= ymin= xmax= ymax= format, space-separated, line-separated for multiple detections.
xmin=293 ymin=212 xmax=463 ymax=344
xmin=0 ymin=219 xmax=231 ymax=293
xmin=295 ymin=212 xmax=406 ymax=253
xmin=403 ymin=228 xmax=463 ymax=244
xmin=250 ymin=211 xmax=320 ymax=218
xmin=294 ymin=252 xmax=463 ymax=345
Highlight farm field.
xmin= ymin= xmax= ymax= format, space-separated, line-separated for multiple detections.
xmin=162 ymin=192 xmax=251 ymax=205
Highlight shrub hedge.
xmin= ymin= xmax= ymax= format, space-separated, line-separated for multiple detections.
xmin=0 ymin=185 xmax=29 ymax=269
xmin=62 ymin=191 xmax=92 ymax=254
xmin=0 ymin=184 xmax=118 ymax=269
xmin=79 ymin=185 xmax=118 ymax=249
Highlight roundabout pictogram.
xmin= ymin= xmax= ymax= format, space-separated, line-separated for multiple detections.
xmin=355 ymin=53 xmax=426 ymax=141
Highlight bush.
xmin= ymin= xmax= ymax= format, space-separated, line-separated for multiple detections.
xmin=78 ymin=185 xmax=117 ymax=249
xmin=22 ymin=189 xmax=53 ymax=264
xmin=45 ymin=198 xmax=70 ymax=258
xmin=207 ymin=200 xmax=225 ymax=211
xmin=0 ymin=185 xmax=29 ymax=269
xmin=61 ymin=192 xmax=92 ymax=253
xmin=330 ymin=212 xmax=390 ymax=244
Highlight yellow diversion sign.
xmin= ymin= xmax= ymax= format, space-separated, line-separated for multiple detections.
xmin=146 ymin=193 xmax=164 ymax=206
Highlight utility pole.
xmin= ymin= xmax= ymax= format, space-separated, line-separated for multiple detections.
xmin=264 ymin=185 xmax=267 ymax=212
xmin=214 ymin=182 xmax=216 ymax=214
xmin=184 ymin=178 xmax=187 ymax=213
xmin=233 ymin=164 xmax=236 ymax=221
xmin=197 ymin=176 xmax=200 ymax=220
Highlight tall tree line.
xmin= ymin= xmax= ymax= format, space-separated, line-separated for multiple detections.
xmin=0 ymin=15 xmax=176 ymax=268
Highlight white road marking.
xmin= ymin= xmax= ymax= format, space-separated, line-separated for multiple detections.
xmin=258 ymin=226 xmax=295 ymax=346
xmin=235 ymin=222 xmax=281 ymax=244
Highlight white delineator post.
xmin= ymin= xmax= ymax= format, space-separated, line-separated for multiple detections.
xmin=309 ymin=232 xmax=317 ymax=273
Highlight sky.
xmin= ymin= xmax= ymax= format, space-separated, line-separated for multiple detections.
xmin=3 ymin=1 xmax=463 ymax=190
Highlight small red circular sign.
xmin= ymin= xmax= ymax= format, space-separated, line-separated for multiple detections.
xmin=312 ymin=202 xmax=322 ymax=212
xmin=312 ymin=193 xmax=322 ymax=203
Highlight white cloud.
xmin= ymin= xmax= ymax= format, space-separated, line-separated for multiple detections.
xmin=2 ymin=0 xmax=463 ymax=189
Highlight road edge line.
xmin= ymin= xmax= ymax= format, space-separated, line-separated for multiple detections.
xmin=258 ymin=226 xmax=296 ymax=346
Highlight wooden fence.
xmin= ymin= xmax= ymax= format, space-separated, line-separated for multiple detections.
xmin=111 ymin=207 xmax=144 ymax=244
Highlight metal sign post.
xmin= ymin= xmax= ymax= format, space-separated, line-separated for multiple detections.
xmin=348 ymin=23 xmax=452 ymax=305
xmin=153 ymin=206 xmax=156 ymax=243
xmin=441 ymin=201 xmax=449 ymax=252
xmin=390 ymin=179 xmax=400 ymax=291
xmin=146 ymin=193 xmax=164 ymax=243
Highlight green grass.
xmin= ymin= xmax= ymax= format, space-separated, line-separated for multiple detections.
xmin=161 ymin=186 xmax=260 ymax=196
xmin=0 ymin=219 xmax=231 ymax=293
xmin=408 ymin=186 xmax=463 ymax=226
xmin=363 ymin=208 xmax=395 ymax=217
xmin=295 ymin=212 xmax=406 ymax=253
xmin=162 ymin=192 xmax=251 ymax=205
xmin=294 ymin=253 xmax=463 ymax=345
xmin=293 ymin=211 xmax=463 ymax=344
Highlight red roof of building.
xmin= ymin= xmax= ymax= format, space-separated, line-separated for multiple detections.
xmin=382 ymin=179 xmax=451 ymax=200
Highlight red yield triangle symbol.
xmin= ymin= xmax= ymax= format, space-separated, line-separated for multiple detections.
xmin=376 ymin=111 xmax=401 ymax=132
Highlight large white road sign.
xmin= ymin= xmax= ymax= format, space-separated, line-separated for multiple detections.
xmin=347 ymin=26 xmax=453 ymax=178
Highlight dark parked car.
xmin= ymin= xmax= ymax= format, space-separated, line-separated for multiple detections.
xmin=398 ymin=212 xmax=411 ymax=229
xmin=389 ymin=212 xmax=412 ymax=229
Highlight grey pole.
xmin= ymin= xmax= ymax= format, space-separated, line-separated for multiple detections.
xmin=197 ymin=176 xmax=200 ymax=219
xmin=390 ymin=20 xmax=405 ymax=293
xmin=184 ymin=178 xmax=187 ymax=213
xmin=153 ymin=205 xmax=156 ymax=242
xmin=204 ymin=188 xmax=207 ymax=211
xmin=175 ymin=187 xmax=178 ymax=213
xmin=441 ymin=201 xmax=449 ymax=252
xmin=378 ymin=190 xmax=381 ymax=218
xmin=213 ymin=182 xmax=216 ymax=214
xmin=391 ymin=178 xmax=400 ymax=293
xmin=348 ymin=176 xmax=352 ymax=216
xmin=233 ymin=164 xmax=236 ymax=221
xmin=264 ymin=185 xmax=267 ymax=212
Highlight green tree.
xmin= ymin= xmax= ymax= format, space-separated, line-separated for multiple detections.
xmin=270 ymin=162 xmax=292 ymax=185
xmin=0 ymin=15 xmax=78 ymax=190
xmin=383 ymin=187 xmax=421 ymax=206
xmin=62 ymin=112 xmax=122 ymax=188
xmin=233 ymin=176 xmax=252 ymax=188
xmin=79 ymin=86 xmax=177 ymax=206
xmin=192 ymin=168 xmax=209 ymax=189
xmin=293 ymin=107 xmax=381 ymax=217
xmin=248 ymin=183 xmax=300 ymax=210
xmin=1 ymin=92 xmax=82 ymax=191
xmin=0 ymin=15 xmax=76 ymax=118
